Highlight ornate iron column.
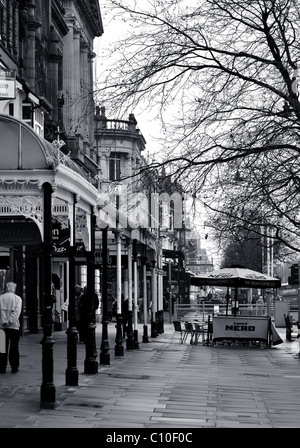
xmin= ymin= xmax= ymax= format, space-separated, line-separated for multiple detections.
xmin=65 ymin=195 xmax=79 ymax=385
xmin=84 ymin=212 xmax=98 ymax=374
xmin=142 ymin=248 xmax=149 ymax=343
xmin=132 ymin=239 xmax=140 ymax=348
xmin=40 ymin=182 xmax=56 ymax=408
xmin=100 ymin=226 xmax=110 ymax=365
xmin=151 ymin=253 xmax=158 ymax=338
xmin=126 ymin=237 xmax=135 ymax=350
xmin=114 ymin=193 xmax=124 ymax=356
xmin=65 ymin=244 xmax=79 ymax=385
xmin=114 ymin=228 xmax=124 ymax=356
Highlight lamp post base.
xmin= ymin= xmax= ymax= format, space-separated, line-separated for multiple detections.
xmin=40 ymin=335 xmax=56 ymax=407
xmin=100 ymin=320 xmax=110 ymax=365
xmin=65 ymin=326 xmax=79 ymax=386
xmin=151 ymin=320 xmax=158 ymax=338
xmin=115 ymin=314 xmax=124 ymax=356
xmin=134 ymin=329 xmax=140 ymax=349
xmin=126 ymin=311 xmax=135 ymax=350
xmin=142 ymin=325 xmax=150 ymax=343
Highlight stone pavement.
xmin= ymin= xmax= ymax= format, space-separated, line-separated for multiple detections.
xmin=1 ymin=319 xmax=300 ymax=430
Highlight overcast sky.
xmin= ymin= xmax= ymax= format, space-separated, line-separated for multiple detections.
xmin=94 ymin=0 xmax=221 ymax=264
xmin=94 ymin=1 xmax=165 ymax=156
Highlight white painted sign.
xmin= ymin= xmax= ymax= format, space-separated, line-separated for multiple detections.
xmin=212 ymin=316 xmax=269 ymax=341
xmin=0 ymin=69 xmax=16 ymax=99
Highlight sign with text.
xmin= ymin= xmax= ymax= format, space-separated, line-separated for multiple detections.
xmin=212 ymin=316 xmax=269 ymax=341
xmin=0 ymin=69 xmax=16 ymax=99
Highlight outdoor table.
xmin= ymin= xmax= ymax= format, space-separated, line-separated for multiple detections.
xmin=212 ymin=315 xmax=271 ymax=345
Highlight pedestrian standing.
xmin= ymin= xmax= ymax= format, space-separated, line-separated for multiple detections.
xmin=0 ymin=282 xmax=22 ymax=373
xmin=80 ymin=286 xmax=100 ymax=342
xmin=256 ymin=296 xmax=264 ymax=315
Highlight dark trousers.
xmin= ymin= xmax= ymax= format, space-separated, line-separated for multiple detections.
xmin=75 ymin=321 xmax=86 ymax=343
xmin=0 ymin=328 xmax=20 ymax=372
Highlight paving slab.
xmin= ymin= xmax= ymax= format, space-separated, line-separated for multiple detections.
xmin=1 ymin=321 xmax=300 ymax=431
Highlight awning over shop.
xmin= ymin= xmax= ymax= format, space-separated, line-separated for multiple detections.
xmin=0 ymin=114 xmax=88 ymax=178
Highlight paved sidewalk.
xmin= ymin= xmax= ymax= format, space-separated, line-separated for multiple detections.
xmin=0 ymin=320 xmax=300 ymax=429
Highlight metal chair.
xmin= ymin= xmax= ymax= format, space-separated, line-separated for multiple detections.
xmin=173 ymin=321 xmax=185 ymax=343
xmin=183 ymin=321 xmax=195 ymax=344
xmin=284 ymin=314 xmax=299 ymax=341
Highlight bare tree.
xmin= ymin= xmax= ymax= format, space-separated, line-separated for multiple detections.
xmin=97 ymin=0 xmax=300 ymax=259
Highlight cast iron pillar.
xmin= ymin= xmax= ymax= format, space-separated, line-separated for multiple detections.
xmin=126 ymin=309 xmax=135 ymax=349
xmin=40 ymin=182 xmax=56 ymax=408
xmin=114 ymin=226 xmax=124 ymax=356
xmin=100 ymin=226 xmax=110 ymax=365
xmin=115 ymin=313 xmax=124 ymax=356
xmin=65 ymin=244 xmax=79 ymax=385
xmin=141 ymin=254 xmax=149 ymax=343
xmin=133 ymin=239 xmax=140 ymax=348
xmin=151 ymin=258 xmax=158 ymax=338
xmin=126 ymin=238 xmax=135 ymax=350
xmin=84 ymin=212 xmax=98 ymax=374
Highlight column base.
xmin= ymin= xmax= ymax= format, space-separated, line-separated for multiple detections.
xmin=84 ymin=360 xmax=98 ymax=374
xmin=142 ymin=325 xmax=150 ymax=343
xmin=65 ymin=368 xmax=79 ymax=386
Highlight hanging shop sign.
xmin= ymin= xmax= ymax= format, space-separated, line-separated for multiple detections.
xmin=96 ymin=254 xmax=128 ymax=269
xmin=52 ymin=218 xmax=70 ymax=255
xmin=0 ymin=69 xmax=16 ymax=99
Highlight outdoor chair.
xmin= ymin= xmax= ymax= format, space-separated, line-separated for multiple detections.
xmin=194 ymin=322 xmax=206 ymax=344
xmin=284 ymin=314 xmax=299 ymax=341
xmin=183 ymin=321 xmax=196 ymax=344
xmin=173 ymin=321 xmax=185 ymax=343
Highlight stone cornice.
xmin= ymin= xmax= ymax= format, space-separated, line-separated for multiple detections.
xmin=76 ymin=0 xmax=103 ymax=37
xmin=52 ymin=0 xmax=69 ymax=36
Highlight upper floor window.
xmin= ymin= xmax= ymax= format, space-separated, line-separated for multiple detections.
xmin=22 ymin=101 xmax=44 ymax=137
xmin=109 ymin=152 xmax=121 ymax=181
xmin=22 ymin=102 xmax=33 ymax=126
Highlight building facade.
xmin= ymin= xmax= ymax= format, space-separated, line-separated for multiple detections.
xmin=0 ymin=0 xmax=191 ymax=404
xmin=0 ymin=0 xmax=103 ymax=332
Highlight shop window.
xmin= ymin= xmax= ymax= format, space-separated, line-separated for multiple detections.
xmin=34 ymin=109 xmax=44 ymax=137
xmin=9 ymin=103 xmax=14 ymax=116
xmin=22 ymin=102 xmax=44 ymax=137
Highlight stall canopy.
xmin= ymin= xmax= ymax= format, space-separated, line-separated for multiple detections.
xmin=190 ymin=265 xmax=281 ymax=289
